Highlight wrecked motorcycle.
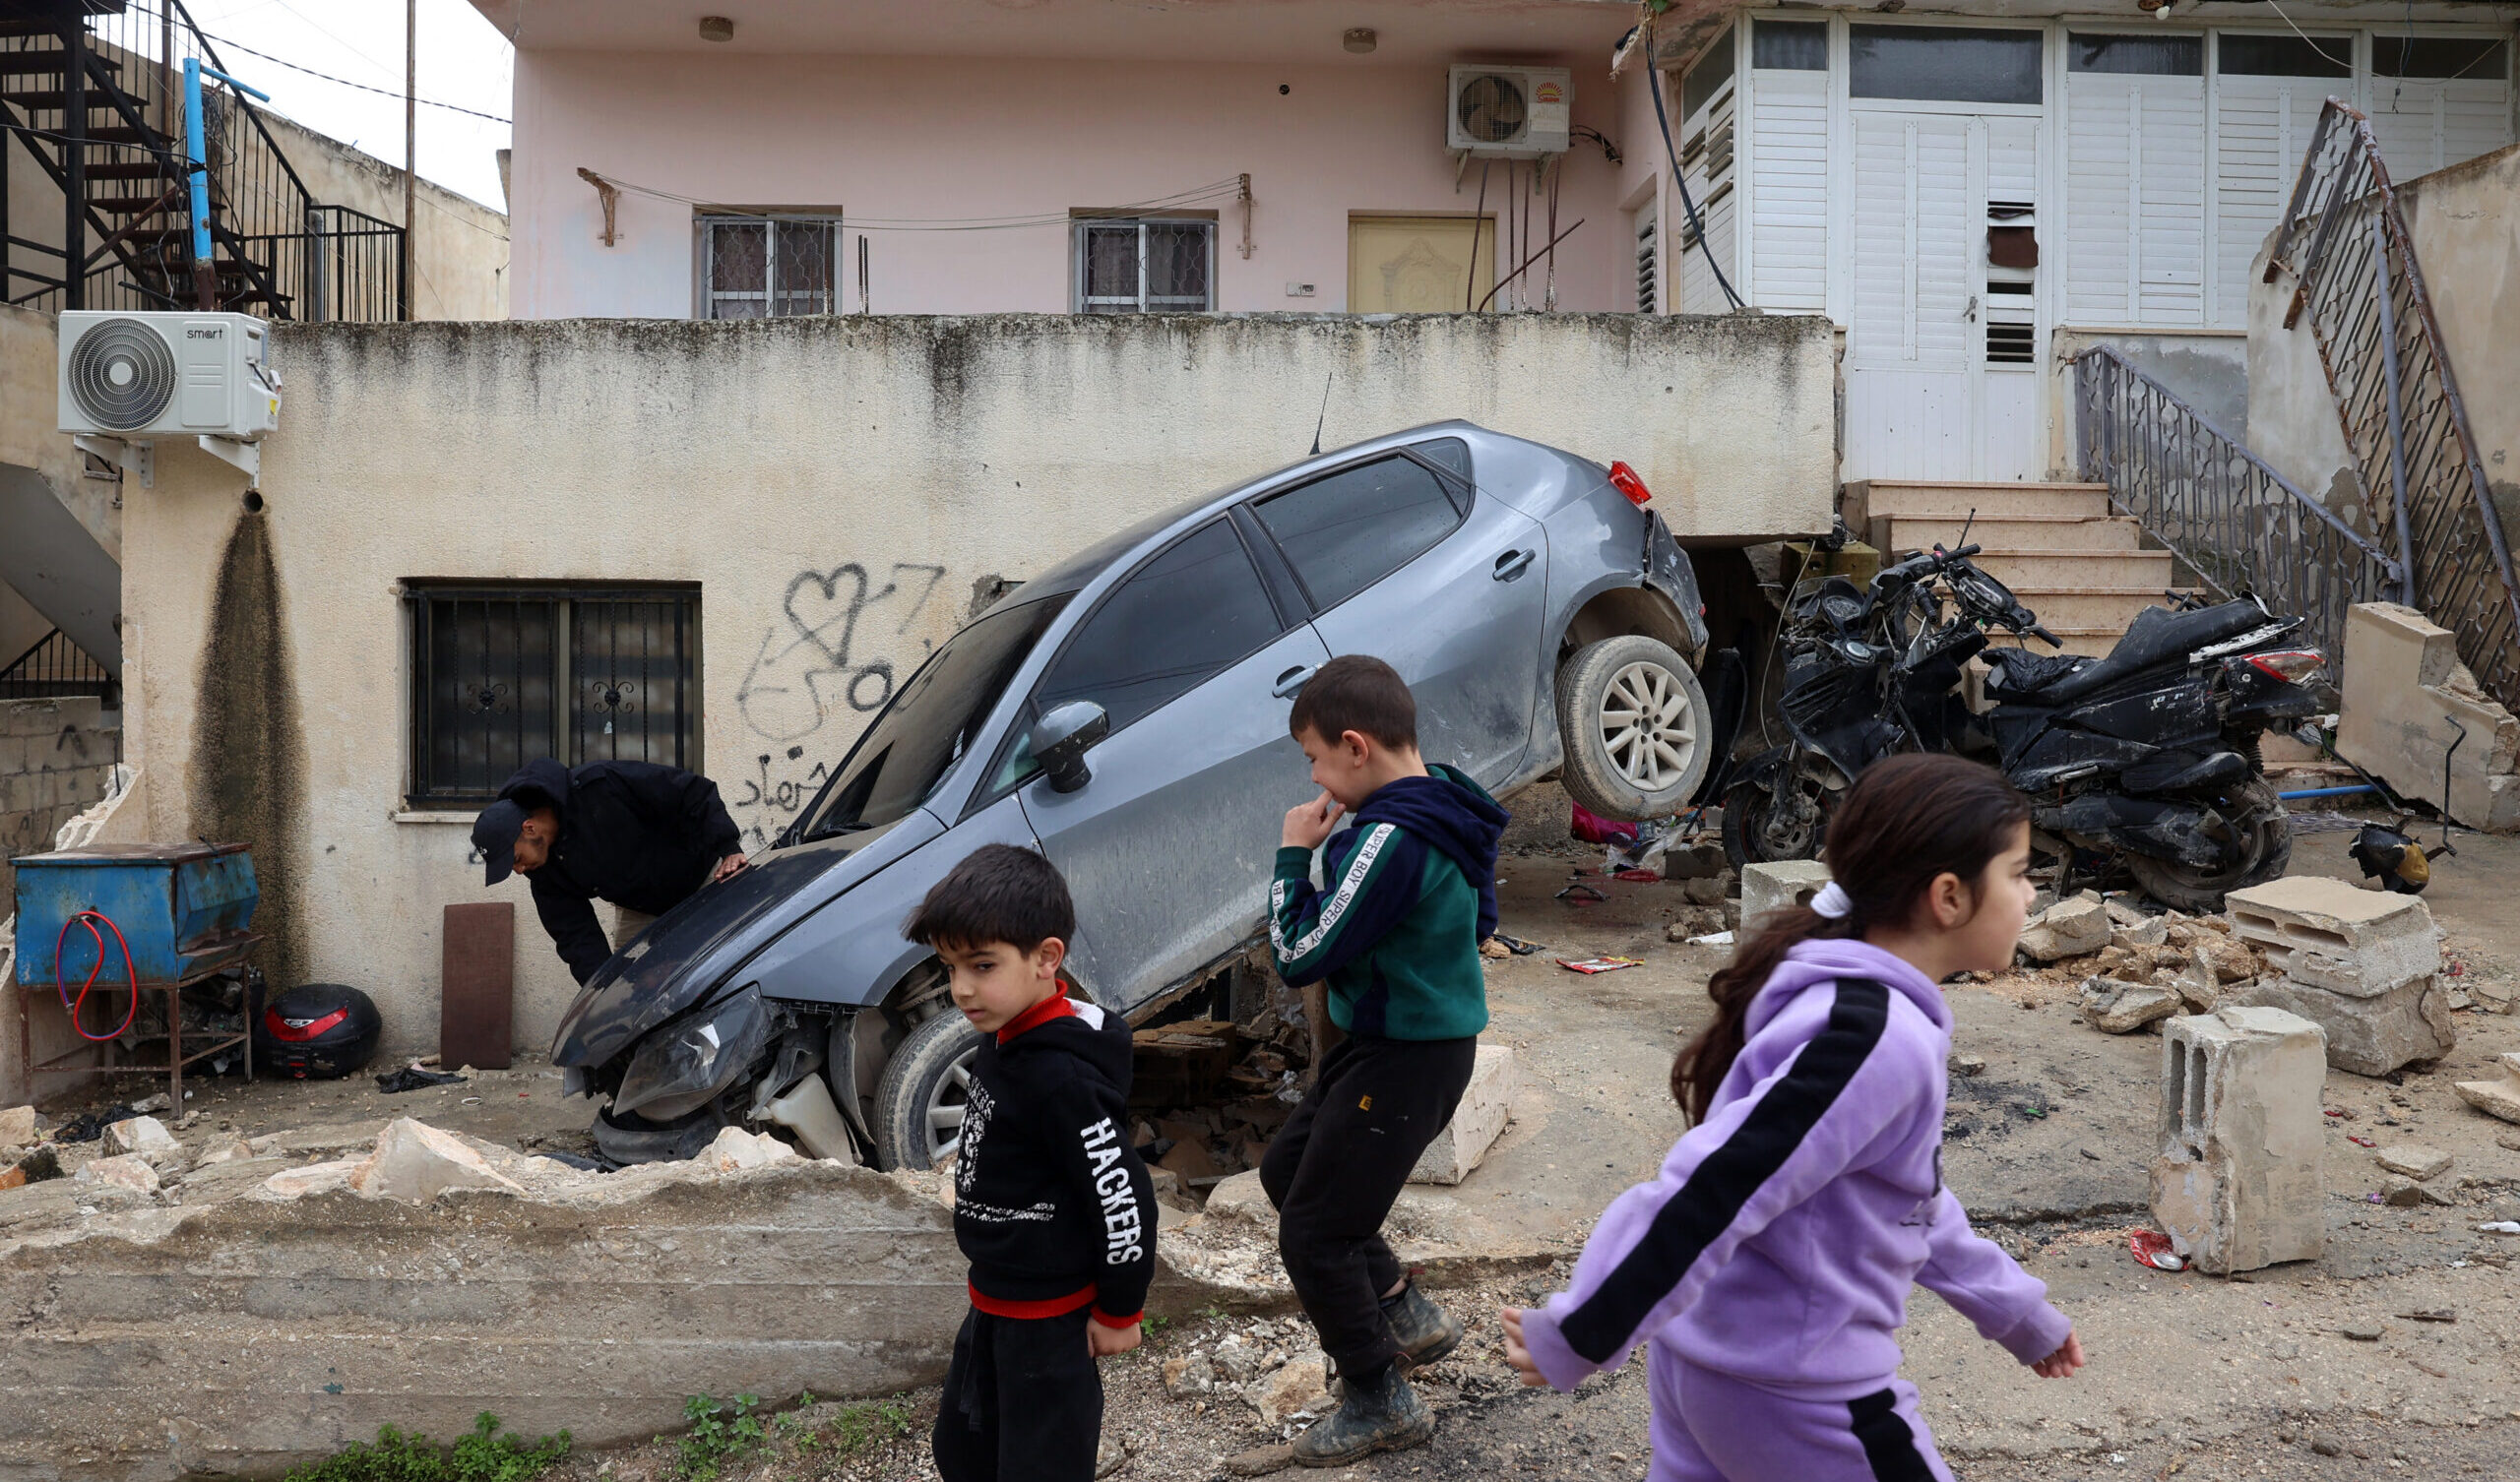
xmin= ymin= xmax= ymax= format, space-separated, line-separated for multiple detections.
xmin=1723 ymin=542 xmax=2328 ymax=910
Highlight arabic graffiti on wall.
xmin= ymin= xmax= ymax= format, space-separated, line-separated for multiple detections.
xmin=730 ymin=561 xmax=948 ymax=849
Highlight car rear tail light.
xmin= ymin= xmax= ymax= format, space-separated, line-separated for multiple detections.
xmin=1607 ymin=461 xmax=1652 ymax=507
xmin=265 ymin=1007 xmax=347 ymax=1042
xmin=2245 ymin=649 xmax=2325 ymax=683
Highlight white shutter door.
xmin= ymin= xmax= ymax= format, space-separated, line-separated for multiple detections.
xmin=2066 ymin=75 xmax=2137 ymax=322
xmin=1749 ymin=70 xmax=1828 ymax=311
xmin=1845 ymin=111 xmax=1974 ymax=480
xmin=1676 ymin=89 xmax=1736 ymax=311
xmin=2139 ymin=76 xmax=2207 ymax=325
xmin=2212 ymin=77 xmax=2331 ymax=327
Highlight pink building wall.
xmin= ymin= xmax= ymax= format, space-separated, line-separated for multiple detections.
xmin=508 ymin=48 xmax=1647 ymax=318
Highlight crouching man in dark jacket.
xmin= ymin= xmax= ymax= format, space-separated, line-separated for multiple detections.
xmin=471 ymin=757 xmax=748 ymax=985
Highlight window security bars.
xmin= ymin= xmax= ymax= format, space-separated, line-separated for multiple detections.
xmin=2262 ymin=98 xmax=2520 ymax=713
xmin=699 ymin=216 xmax=838 ymax=319
xmin=1074 ymin=218 xmax=1214 ymax=313
xmin=2073 ymin=345 xmax=2398 ymax=692
xmin=406 ymin=587 xmax=701 ymax=806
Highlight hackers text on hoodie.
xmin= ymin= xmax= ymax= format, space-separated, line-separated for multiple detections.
xmin=495 ymin=758 xmax=743 ymax=985
xmin=1267 ymin=764 xmax=1507 ymax=1041
xmin=953 ymin=991 xmax=1157 ymax=1328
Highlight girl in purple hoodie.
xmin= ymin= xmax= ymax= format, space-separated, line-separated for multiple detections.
xmin=1504 ymin=754 xmax=2084 ymax=1481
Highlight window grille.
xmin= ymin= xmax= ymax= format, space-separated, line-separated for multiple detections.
xmin=406 ymin=585 xmax=701 ymax=806
xmin=698 ymin=215 xmax=839 ymax=319
xmin=1073 ymin=218 xmax=1216 ymax=313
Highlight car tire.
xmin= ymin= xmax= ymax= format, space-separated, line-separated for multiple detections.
xmin=871 ymin=1006 xmax=984 ymax=1172
xmin=1556 ymin=636 xmax=1713 ymax=822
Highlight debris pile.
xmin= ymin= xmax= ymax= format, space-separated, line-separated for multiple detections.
xmin=1129 ymin=1015 xmax=1303 ymax=1193
xmin=2223 ymin=878 xmax=2454 ymax=1076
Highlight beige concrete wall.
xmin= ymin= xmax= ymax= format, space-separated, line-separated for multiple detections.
xmin=0 ymin=697 xmax=122 ymax=1106
xmin=114 ymin=309 xmax=1835 ymax=1056
xmin=255 ymin=110 xmax=509 ymax=323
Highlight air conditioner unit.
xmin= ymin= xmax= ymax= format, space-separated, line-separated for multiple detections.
xmin=1447 ymin=65 xmax=1572 ymax=158
xmin=59 ymin=310 xmax=280 ymax=442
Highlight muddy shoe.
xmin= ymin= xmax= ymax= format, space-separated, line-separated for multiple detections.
xmin=1292 ymin=1363 xmax=1433 ymax=1467
xmin=1381 ymin=1281 xmax=1464 ymax=1367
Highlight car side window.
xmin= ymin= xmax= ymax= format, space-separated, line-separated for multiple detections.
xmin=1031 ymin=519 xmax=1285 ymax=736
xmin=1251 ymin=454 xmax=1466 ymax=612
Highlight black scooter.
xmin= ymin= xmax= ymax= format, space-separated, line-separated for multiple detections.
xmin=1724 ymin=543 xmax=2329 ymax=910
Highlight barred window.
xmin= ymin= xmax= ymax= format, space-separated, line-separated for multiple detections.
xmin=698 ymin=215 xmax=839 ymax=319
xmin=406 ymin=585 xmax=701 ymax=806
xmin=1073 ymin=217 xmax=1215 ymax=313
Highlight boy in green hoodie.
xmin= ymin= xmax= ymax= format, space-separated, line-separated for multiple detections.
xmin=1262 ymin=653 xmax=1509 ymax=1466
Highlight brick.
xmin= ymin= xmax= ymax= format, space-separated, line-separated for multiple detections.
xmin=2225 ymin=877 xmax=2439 ymax=996
xmin=1741 ymin=860 xmax=1834 ymax=923
xmin=2150 ymin=1007 xmax=2326 ymax=1273
xmin=1409 ymin=1044 xmax=1519 ymax=1186
xmin=2231 ymin=973 xmax=2454 ymax=1078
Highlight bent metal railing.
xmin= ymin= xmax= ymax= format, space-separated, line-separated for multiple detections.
xmin=2263 ymin=97 xmax=2520 ymax=713
xmin=2073 ymin=345 xmax=2400 ymax=685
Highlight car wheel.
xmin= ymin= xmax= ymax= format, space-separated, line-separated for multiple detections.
xmin=871 ymin=1006 xmax=983 ymax=1171
xmin=1556 ymin=636 xmax=1713 ymax=822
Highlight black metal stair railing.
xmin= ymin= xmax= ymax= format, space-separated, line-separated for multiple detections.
xmin=2262 ymin=97 xmax=2520 ymax=713
xmin=0 ymin=626 xmax=111 ymax=701
xmin=0 ymin=0 xmax=405 ymax=321
xmin=2072 ymin=344 xmax=2401 ymax=688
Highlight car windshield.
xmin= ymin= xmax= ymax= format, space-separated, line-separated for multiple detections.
xmin=793 ymin=594 xmax=1071 ymax=841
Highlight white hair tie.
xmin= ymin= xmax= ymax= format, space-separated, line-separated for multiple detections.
xmin=1809 ymin=881 xmax=1853 ymax=919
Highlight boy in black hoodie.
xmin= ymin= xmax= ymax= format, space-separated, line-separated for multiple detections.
xmin=907 ymin=845 xmax=1156 ymax=1482
xmin=1263 ymin=654 xmax=1508 ymax=1466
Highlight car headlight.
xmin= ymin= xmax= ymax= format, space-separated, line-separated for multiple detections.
xmin=611 ymin=985 xmax=772 ymax=1123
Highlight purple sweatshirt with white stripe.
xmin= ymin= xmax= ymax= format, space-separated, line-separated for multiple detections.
xmin=1520 ymin=939 xmax=2071 ymax=1395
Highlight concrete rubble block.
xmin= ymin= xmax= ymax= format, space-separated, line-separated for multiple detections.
xmin=694 ymin=1126 xmax=802 ymax=1174
xmin=2150 ymin=1007 xmax=2327 ymax=1274
xmin=1163 ymin=1353 xmax=1219 ymax=1398
xmin=0 ymin=1106 xmax=35 ymax=1148
xmin=2105 ymin=897 xmax=2148 ymax=928
xmin=2112 ymin=918 xmax=2170 ymax=950
xmin=2232 ymin=973 xmax=2455 ymax=1078
xmin=346 ymin=1119 xmax=529 ymax=1204
xmin=2373 ymin=1144 xmax=2451 ymax=1181
xmin=103 ymin=1115 xmax=178 ymax=1159
xmin=259 ymin=1159 xmax=363 ymax=1200
xmin=2334 ymin=602 xmax=2520 ymax=833
xmin=1740 ymin=860 xmax=1834 ymax=922
xmin=191 ymin=1138 xmax=257 ymax=1170
xmin=1246 ymin=1348 xmax=1335 ymax=1427
xmin=2225 ymin=877 xmax=2440 ymax=998
xmin=74 ymin=1153 xmax=162 ymax=1195
xmin=1204 ymin=1168 xmax=1274 ymax=1225
xmin=1409 ymin=1045 xmax=1519 ymax=1186
xmin=2080 ymin=976 xmax=2181 ymax=1034
xmin=2453 ymin=1052 xmax=2520 ymax=1125
xmin=2021 ymin=897 xmax=2112 ymax=963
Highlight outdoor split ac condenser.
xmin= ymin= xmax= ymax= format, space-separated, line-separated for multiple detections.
xmin=57 ymin=310 xmax=280 ymax=441
xmin=1446 ymin=65 xmax=1572 ymax=158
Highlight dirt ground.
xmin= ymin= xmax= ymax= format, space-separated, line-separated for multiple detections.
xmin=34 ymin=809 xmax=2520 ymax=1481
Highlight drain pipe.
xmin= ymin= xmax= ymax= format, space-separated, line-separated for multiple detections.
xmin=182 ymin=57 xmax=270 ymax=311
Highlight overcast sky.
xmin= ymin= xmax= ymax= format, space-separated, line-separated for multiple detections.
xmin=188 ymin=0 xmax=514 ymax=212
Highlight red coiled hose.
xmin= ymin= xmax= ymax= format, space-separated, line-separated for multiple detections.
xmin=54 ymin=908 xmax=141 ymax=1042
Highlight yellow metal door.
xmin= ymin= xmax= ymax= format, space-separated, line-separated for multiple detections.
xmin=1347 ymin=216 xmax=1496 ymax=313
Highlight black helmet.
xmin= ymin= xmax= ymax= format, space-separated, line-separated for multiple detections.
xmin=254 ymin=982 xmax=384 ymax=1080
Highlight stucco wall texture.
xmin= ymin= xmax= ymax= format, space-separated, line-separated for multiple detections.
xmin=118 ymin=309 xmax=1835 ymax=1057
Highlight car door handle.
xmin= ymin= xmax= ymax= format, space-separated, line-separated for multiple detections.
xmin=1492 ymin=548 xmax=1536 ymax=582
xmin=1272 ymin=664 xmax=1316 ymax=699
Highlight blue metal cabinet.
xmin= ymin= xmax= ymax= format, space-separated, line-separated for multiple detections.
xmin=12 ymin=842 xmax=260 ymax=986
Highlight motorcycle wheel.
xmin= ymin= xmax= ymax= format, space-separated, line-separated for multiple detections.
xmin=2119 ymin=778 xmax=2294 ymax=913
xmin=1720 ymin=773 xmax=1826 ymax=870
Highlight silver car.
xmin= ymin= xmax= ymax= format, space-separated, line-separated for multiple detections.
xmin=552 ymin=422 xmax=1719 ymax=1167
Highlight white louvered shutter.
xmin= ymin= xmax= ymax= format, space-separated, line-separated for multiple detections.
xmin=1676 ymin=83 xmax=1739 ymax=311
xmin=2368 ymin=75 xmax=2514 ymax=178
xmin=2067 ymin=69 xmax=2206 ymax=326
xmin=1749 ymin=68 xmax=1828 ymax=310
xmin=2213 ymin=76 xmax=2336 ymax=327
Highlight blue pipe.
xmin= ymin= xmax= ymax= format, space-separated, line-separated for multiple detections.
xmin=2279 ymin=784 xmax=2376 ymax=799
xmin=182 ymin=59 xmax=270 ymax=289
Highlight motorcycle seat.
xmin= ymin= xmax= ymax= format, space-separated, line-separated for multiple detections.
xmin=2031 ymin=601 xmax=2272 ymax=707
xmin=1983 ymin=647 xmax=2091 ymax=696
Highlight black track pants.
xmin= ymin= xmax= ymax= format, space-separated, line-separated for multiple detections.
xmin=931 ymin=1305 xmax=1102 ymax=1482
xmin=1259 ymin=1032 xmax=1479 ymax=1382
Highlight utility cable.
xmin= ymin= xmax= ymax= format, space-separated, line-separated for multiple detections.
xmin=200 ymin=32 xmax=514 ymax=124
xmin=1645 ymin=35 xmax=1743 ymax=311
xmin=589 ymin=170 xmax=1245 ymax=231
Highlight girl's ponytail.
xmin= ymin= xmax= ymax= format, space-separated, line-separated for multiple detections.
xmin=1672 ymin=754 xmax=2030 ymax=1125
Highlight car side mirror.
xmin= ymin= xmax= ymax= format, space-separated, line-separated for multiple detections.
xmin=1032 ymin=701 xmax=1110 ymax=793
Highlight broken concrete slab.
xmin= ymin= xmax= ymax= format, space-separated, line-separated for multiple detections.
xmin=2151 ymin=1007 xmax=2326 ymax=1274
xmin=2233 ymin=972 xmax=2455 ymax=1078
xmin=2227 ymin=877 xmax=2441 ymax=998
xmin=2373 ymin=1144 xmax=2451 ymax=1181
xmin=2081 ymin=976 xmax=2181 ymax=1033
xmin=1409 ymin=1045 xmax=1518 ymax=1186
xmin=0 ymin=1106 xmax=35 ymax=1149
xmin=2112 ymin=918 xmax=2170 ymax=950
xmin=346 ymin=1118 xmax=529 ymax=1203
xmin=103 ymin=1115 xmax=177 ymax=1160
xmin=2453 ymin=1052 xmax=2520 ymax=1125
xmin=72 ymin=1152 xmax=160 ymax=1196
xmin=2022 ymin=897 xmax=2111 ymax=962
xmin=1202 ymin=1168 xmax=1272 ymax=1224
xmin=1246 ymin=1349 xmax=1334 ymax=1427
xmin=258 ymin=1158 xmax=361 ymax=1199
xmin=2334 ymin=602 xmax=2520 ymax=833
xmin=1740 ymin=860 xmax=1832 ymax=922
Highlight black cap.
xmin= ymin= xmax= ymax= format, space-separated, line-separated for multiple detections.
xmin=472 ymin=798 xmax=526 ymax=886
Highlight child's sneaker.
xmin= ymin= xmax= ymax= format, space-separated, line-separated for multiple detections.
xmin=1381 ymin=1281 xmax=1464 ymax=1367
xmin=1292 ymin=1363 xmax=1434 ymax=1466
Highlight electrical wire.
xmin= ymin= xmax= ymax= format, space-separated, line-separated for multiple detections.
xmin=588 ymin=170 xmax=1246 ymax=232
xmin=2251 ymin=0 xmax=2355 ymax=73
xmin=1646 ymin=35 xmax=1744 ymax=311
xmin=54 ymin=909 xmax=141 ymax=1043
xmin=200 ymin=32 xmax=514 ymax=123
xmin=1466 ymin=158 xmax=1491 ymax=310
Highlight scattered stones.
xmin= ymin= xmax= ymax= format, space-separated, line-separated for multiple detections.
xmin=129 ymin=1093 xmax=172 ymax=1115
xmin=2112 ymin=918 xmax=2170 ymax=950
xmin=2105 ymin=897 xmax=2149 ymax=929
xmin=2453 ymin=1053 xmax=2520 ymax=1126
xmin=1246 ymin=1348 xmax=1335 ymax=1426
xmin=1162 ymin=1353 xmax=1218 ymax=1398
xmin=104 ymin=1115 xmax=178 ymax=1159
xmin=1213 ymin=1333 xmax=1260 ymax=1385
xmin=2373 ymin=1144 xmax=2451 ymax=1181
xmin=0 ymin=1105 xmax=37 ymax=1149
xmin=1409 ymin=1045 xmax=1517 ymax=1186
xmin=1949 ymin=1053 xmax=1986 ymax=1078
xmin=1740 ymin=860 xmax=1832 ymax=922
xmin=2310 ymin=1433 xmax=2344 ymax=1456
xmin=1679 ymin=874 xmax=1731 ymax=907
xmin=74 ymin=1153 xmax=160 ymax=1195
xmin=2151 ymin=1007 xmax=2327 ymax=1273
xmin=346 ymin=1119 xmax=527 ymax=1204
xmin=2021 ymin=897 xmax=2112 ymax=962
xmin=2080 ymin=977 xmax=2181 ymax=1034
xmin=1661 ymin=840 xmax=1730 ymax=881
xmin=1666 ymin=905 xmax=1727 ymax=940
xmin=2380 ymin=1176 xmax=2453 ymax=1207
xmin=191 ymin=1138 xmax=257 ymax=1170
xmin=2340 ymin=1324 xmax=2384 ymax=1342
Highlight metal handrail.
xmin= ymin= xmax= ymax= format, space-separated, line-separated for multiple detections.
xmin=2072 ymin=344 xmax=2400 ymax=684
xmin=2263 ymin=97 xmax=2520 ymax=712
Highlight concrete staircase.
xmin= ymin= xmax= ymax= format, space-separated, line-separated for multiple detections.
xmin=1844 ymin=480 xmax=2189 ymax=658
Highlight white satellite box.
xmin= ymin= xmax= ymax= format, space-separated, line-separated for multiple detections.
xmin=58 ymin=310 xmax=281 ymax=483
